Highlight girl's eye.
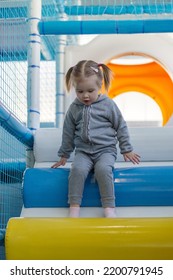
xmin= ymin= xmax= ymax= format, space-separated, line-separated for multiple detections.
xmin=89 ymin=90 xmax=94 ymax=93
xmin=77 ymin=91 xmax=83 ymax=94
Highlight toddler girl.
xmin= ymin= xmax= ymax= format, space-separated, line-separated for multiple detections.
xmin=52 ymin=60 xmax=140 ymax=217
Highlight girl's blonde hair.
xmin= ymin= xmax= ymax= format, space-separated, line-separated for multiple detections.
xmin=65 ymin=60 xmax=113 ymax=92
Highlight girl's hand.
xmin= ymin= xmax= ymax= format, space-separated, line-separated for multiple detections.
xmin=51 ymin=157 xmax=67 ymax=168
xmin=123 ymin=152 xmax=140 ymax=164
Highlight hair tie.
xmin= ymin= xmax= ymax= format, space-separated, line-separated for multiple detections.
xmin=90 ymin=66 xmax=99 ymax=73
xmin=98 ymin=63 xmax=102 ymax=67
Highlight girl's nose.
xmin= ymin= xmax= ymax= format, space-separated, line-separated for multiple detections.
xmin=84 ymin=92 xmax=89 ymax=98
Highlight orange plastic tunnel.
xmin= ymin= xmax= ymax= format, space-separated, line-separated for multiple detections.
xmin=107 ymin=61 xmax=173 ymax=125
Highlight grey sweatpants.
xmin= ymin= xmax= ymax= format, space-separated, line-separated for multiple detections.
xmin=68 ymin=151 xmax=116 ymax=208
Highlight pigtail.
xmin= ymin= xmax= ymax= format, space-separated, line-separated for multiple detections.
xmin=98 ymin=63 xmax=113 ymax=92
xmin=65 ymin=66 xmax=74 ymax=92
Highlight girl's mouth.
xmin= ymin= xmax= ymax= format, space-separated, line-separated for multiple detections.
xmin=83 ymin=100 xmax=90 ymax=104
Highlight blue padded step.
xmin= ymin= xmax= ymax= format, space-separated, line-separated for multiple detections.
xmin=23 ymin=166 xmax=173 ymax=207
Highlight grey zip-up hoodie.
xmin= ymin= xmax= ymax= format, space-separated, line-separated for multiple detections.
xmin=58 ymin=94 xmax=133 ymax=158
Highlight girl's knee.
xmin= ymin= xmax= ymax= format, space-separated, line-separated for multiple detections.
xmin=95 ymin=165 xmax=112 ymax=178
xmin=70 ymin=165 xmax=90 ymax=180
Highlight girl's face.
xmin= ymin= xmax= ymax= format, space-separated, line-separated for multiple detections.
xmin=73 ymin=75 xmax=101 ymax=106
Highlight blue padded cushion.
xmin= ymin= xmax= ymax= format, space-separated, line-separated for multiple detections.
xmin=23 ymin=166 xmax=173 ymax=208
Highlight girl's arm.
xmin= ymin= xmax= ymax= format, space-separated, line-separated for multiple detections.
xmin=110 ymin=101 xmax=140 ymax=164
xmin=58 ymin=106 xmax=76 ymax=159
xmin=111 ymin=102 xmax=133 ymax=153
xmin=51 ymin=106 xmax=75 ymax=169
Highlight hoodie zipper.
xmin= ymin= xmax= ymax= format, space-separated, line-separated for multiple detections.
xmin=81 ymin=105 xmax=92 ymax=143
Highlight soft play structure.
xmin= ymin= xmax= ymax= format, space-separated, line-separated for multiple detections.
xmin=2 ymin=1 xmax=173 ymax=260
xmin=5 ymin=126 xmax=173 ymax=260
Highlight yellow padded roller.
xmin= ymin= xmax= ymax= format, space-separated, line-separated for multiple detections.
xmin=5 ymin=217 xmax=173 ymax=260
